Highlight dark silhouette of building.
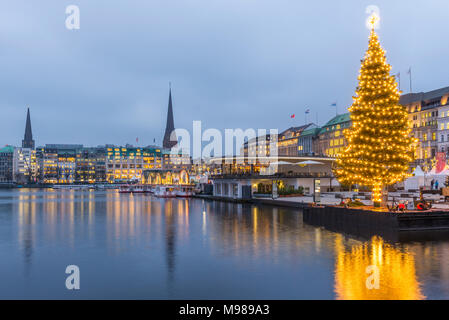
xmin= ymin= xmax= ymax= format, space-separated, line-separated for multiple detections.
xmin=22 ymin=108 xmax=35 ymax=149
xmin=162 ymin=87 xmax=177 ymax=149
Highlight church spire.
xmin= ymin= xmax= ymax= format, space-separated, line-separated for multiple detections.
xmin=22 ymin=107 xmax=35 ymax=149
xmin=163 ymin=84 xmax=177 ymax=149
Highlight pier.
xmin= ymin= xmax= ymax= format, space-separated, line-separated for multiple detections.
xmin=303 ymin=205 xmax=449 ymax=242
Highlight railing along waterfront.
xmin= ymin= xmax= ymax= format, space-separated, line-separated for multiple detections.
xmin=210 ymin=172 xmax=333 ymax=179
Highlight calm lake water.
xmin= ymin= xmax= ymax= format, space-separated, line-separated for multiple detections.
xmin=0 ymin=188 xmax=448 ymax=299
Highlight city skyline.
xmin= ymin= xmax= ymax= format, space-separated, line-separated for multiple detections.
xmin=1 ymin=1 xmax=449 ymax=147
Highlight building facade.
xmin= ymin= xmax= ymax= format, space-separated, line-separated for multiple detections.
xmin=0 ymin=146 xmax=14 ymax=183
xmin=401 ymin=86 xmax=449 ymax=169
xmin=297 ymin=127 xmax=320 ymax=156
xmin=438 ymin=100 xmax=449 ymax=154
xmin=105 ymin=146 xmax=164 ymax=183
xmin=76 ymin=147 xmax=107 ymax=184
xmin=315 ymin=113 xmax=351 ymax=157
xmin=277 ymin=124 xmax=317 ymax=156
xmin=13 ymin=147 xmax=37 ymax=184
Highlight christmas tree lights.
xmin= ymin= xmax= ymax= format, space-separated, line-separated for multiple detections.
xmin=335 ymin=16 xmax=416 ymax=206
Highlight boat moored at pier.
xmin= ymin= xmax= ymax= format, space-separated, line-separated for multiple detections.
xmin=154 ymin=185 xmax=177 ymax=198
xmin=176 ymin=185 xmax=195 ymax=197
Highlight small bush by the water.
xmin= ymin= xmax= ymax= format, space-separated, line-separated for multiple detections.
xmin=278 ymin=186 xmax=304 ymax=196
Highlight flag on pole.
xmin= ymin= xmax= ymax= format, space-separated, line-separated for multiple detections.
xmin=305 ymin=109 xmax=310 ymax=114
xmin=291 ymin=114 xmax=295 ymax=118
xmin=407 ymin=67 xmax=413 ymax=93
xmin=136 ymin=137 xmax=139 ymax=144
xmin=331 ymin=102 xmax=338 ymax=115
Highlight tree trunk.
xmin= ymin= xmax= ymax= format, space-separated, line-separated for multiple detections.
xmin=372 ymin=182 xmax=383 ymax=207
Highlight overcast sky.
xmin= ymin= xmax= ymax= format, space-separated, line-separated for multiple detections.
xmin=1 ymin=0 xmax=448 ymax=148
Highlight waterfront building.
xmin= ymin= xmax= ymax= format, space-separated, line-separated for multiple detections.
xmin=240 ymin=135 xmax=275 ymax=159
xmin=278 ymin=124 xmax=317 ymax=156
xmin=13 ymin=147 xmax=37 ymax=184
xmin=240 ymin=125 xmax=316 ymax=159
xmin=105 ymin=145 xmax=164 ymax=183
xmin=209 ymin=156 xmax=337 ymax=199
xmin=401 ymin=86 xmax=449 ymax=169
xmin=76 ymin=147 xmax=107 ymax=184
xmin=22 ymin=108 xmax=35 ymax=149
xmin=315 ymin=113 xmax=351 ymax=157
xmin=32 ymin=144 xmax=188 ymax=184
xmin=297 ymin=127 xmax=320 ymax=156
xmin=162 ymin=149 xmax=192 ymax=171
xmin=36 ymin=146 xmax=57 ymax=183
xmin=162 ymin=87 xmax=177 ymax=149
xmin=435 ymin=89 xmax=449 ymax=156
xmin=0 ymin=146 xmax=14 ymax=183
xmin=37 ymin=144 xmax=81 ymax=184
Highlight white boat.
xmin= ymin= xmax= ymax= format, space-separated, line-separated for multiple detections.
xmin=132 ymin=185 xmax=150 ymax=194
xmin=118 ymin=185 xmax=132 ymax=193
xmin=154 ymin=186 xmax=176 ymax=198
xmin=176 ymin=185 xmax=194 ymax=197
xmin=53 ymin=185 xmax=89 ymax=190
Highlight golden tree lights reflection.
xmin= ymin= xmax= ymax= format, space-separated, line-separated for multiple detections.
xmin=334 ymin=235 xmax=425 ymax=300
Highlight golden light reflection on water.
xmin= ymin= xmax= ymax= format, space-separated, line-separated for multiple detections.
xmin=334 ymin=235 xmax=425 ymax=300
xmin=11 ymin=189 xmax=449 ymax=299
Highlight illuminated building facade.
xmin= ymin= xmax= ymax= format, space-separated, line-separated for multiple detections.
xmin=13 ymin=148 xmax=37 ymax=184
xmin=76 ymin=147 xmax=107 ymax=183
xmin=316 ymin=113 xmax=351 ymax=157
xmin=0 ymin=146 xmax=14 ymax=183
xmin=297 ymin=127 xmax=320 ymax=156
xmin=30 ymin=144 xmax=191 ymax=184
xmin=401 ymin=86 xmax=449 ymax=169
xmin=438 ymin=97 xmax=449 ymax=155
xmin=36 ymin=145 xmax=81 ymax=184
xmin=162 ymin=150 xmax=192 ymax=171
xmin=278 ymin=124 xmax=317 ymax=156
xmin=105 ymin=146 xmax=164 ymax=183
xmin=240 ymin=135 xmax=274 ymax=158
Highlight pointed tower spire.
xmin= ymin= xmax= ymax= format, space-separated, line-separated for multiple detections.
xmin=22 ymin=107 xmax=35 ymax=149
xmin=163 ymin=84 xmax=177 ymax=149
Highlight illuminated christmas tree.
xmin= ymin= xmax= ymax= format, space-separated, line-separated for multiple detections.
xmin=335 ymin=16 xmax=416 ymax=207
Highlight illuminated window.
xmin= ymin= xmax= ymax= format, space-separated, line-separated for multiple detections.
xmin=442 ymin=123 xmax=445 ymax=130
xmin=432 ymin=132 xmax=436 ymax=141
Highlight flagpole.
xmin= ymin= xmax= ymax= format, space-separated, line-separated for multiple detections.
xmin=409 ymin=67 xmax=413 ymax=93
